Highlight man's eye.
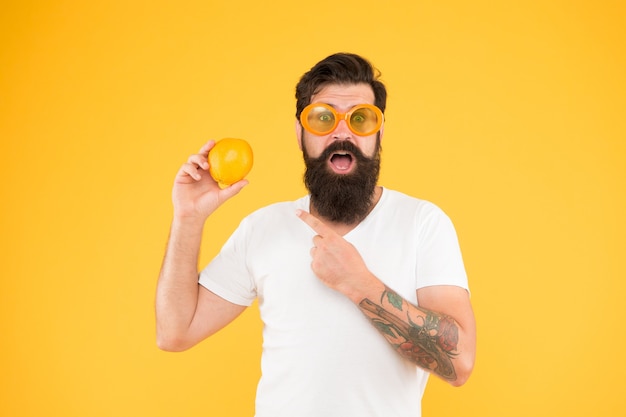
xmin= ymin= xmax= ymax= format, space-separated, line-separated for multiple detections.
xmin=352 ymin=113 xmax=367 ymax=124
xmin=319 ymin=114 xmax=333 ymax=122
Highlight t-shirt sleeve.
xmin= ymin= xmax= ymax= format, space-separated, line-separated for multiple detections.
xmin=415 ymin=204 xmax=469 ymax=291
xmin=198 ymin=218 xmax=257 ymax=306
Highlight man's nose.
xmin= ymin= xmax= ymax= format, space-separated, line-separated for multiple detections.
xmin=331 ymin=119 xmax=353 ymax=140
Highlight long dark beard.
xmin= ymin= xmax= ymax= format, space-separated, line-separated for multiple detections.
xmin=303 ymin=138 xmax=381 ymax=224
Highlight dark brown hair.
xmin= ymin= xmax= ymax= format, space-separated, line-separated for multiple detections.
xmin=295 ymin=53 xmax=387 ymax=119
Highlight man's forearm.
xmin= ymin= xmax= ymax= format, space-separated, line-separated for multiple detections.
xmin=358 ymin=285 xmax=466 ymax=384
xmin=155 ymin=217 xmax=205 ymax=349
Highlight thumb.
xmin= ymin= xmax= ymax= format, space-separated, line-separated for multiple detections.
xmin=219 ymin=179 xmax=249 ymax=200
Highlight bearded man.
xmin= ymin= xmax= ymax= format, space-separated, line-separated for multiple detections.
xmin=156 ymin=52 xmax=476 ymax=417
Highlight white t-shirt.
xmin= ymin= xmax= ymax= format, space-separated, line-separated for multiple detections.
xmin=199 ymin=187 xmax=468 ymax=417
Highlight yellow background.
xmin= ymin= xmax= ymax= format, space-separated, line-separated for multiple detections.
xmin=2 ymin=1 xmax=625 ymax=416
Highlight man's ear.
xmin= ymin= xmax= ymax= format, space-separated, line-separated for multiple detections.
xmin=295 ymin=119 xmax=303 ymax=150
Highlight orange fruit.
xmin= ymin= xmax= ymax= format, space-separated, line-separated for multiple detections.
xmin=208 ymin=138 xmax=254 ymax=187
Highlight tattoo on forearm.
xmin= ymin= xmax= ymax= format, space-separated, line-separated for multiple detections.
xmin=359 ymin=287 xmax=459 ymax=380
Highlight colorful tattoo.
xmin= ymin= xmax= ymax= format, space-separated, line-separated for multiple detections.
xmin=359 ymin=287 xmax=459 ymax=380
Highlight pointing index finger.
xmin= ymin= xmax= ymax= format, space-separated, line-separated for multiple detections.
xmin=296 ymin=209 xmax=332 ymax=237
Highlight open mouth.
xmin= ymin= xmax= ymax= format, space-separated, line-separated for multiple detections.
xmin=328 ymin=151 xmax=355 ymax=173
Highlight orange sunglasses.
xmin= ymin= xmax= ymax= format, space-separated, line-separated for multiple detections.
xmin=300 ymin=103 xmax=384 ymax=136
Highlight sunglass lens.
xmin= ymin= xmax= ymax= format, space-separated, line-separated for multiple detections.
xmin=307 ymin=106 xmax=336 ymax=134
xmin=350 ymin=107 xmax=379 ymax=135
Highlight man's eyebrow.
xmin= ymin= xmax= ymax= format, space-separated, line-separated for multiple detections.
xmin=317 ymin=102 xmax=364 ymax=111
